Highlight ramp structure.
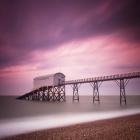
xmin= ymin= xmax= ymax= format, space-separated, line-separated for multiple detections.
xmin=18 ymin=72 xmax=66 ymax=102
xmin=18 ymin=85 xmax=65 ymax=102
xmin=18 ymin=71 xmax=140 ymax=104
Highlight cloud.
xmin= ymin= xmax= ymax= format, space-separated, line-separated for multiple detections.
xmin=0 ymin=0 xmax=140 ymax=69
xmin=0 ymin=32 xmax=140 ymax=95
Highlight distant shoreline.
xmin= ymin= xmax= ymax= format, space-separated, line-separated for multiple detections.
xmin=2 ymin=114 xmax=140 ymax=140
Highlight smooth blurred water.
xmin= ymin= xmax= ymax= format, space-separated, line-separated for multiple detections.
xmin=0 ymin=95 xmax=140 ymax=138
xmin=0 ymin=95 xmax=140 ymax=120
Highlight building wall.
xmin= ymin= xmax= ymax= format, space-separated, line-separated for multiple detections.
xmin=33 ymin=76 xmax=54 ymax=89
xmin=33 ymin=73 xmax=65 ymax=89
xmin=54 ymin=73 xmax=65 ymax=86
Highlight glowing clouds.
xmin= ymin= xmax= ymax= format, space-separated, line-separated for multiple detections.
xmin=0 ymin=32 xmax=140 ymax=95
xmin=31 ymin=34 xmax=140 ymax=80
xmin=0 ymin=0 xmax=140 ymax=95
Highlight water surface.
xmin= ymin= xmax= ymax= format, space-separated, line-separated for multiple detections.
xmin=0 ymin=95 xmax=140 ymax=138
xmin=0 ymin=95 xmax=140 ymax=120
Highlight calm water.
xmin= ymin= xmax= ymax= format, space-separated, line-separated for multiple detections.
xmin=0 ymin=95 xmax=140 ymax=138
xmin=0 ymin=95 xmax=140 ymax=120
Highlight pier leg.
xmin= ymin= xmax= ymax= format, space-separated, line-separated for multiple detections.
xmin=115 ymin=79 xmax=129 ymax=105
xmin=45 ymin=86 xmax=66 ymax=102
xmin=33 ymin=90 xmax=38 ymax=100
xmin=53 ymin=86 xmax=59 ymax=101
xmin=48 ymin=87 xmax=54 ymax=101
xmin=38 ymin=89 xmax=43 ymax=101
xmin=42 ymin=87 xmax=47 ymax=101
xmin=72 ymin=83 xmax=80 ymax=101
xmin=59 ymin=85 xmax=66 ymax=101
xmin=120 ymin=79 xmax=126 ymax=105
xmin=49 ymin=86 xmax=66 ymax=102
xmin=90 ymin=81 xmax=101 ymax=103
xmin=36 ymin=90 xmax=39 ymax=100
xmin=43 ymin=87 xmax=49 ymax=101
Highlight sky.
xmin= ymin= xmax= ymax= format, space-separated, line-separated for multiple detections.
xmin=0 ymin=0 xmax=140 ymax=95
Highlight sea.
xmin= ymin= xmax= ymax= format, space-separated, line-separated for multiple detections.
xmin=0 ymin=95 xmax=140 ymax=138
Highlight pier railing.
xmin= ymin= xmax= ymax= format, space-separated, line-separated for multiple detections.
xmin=65 ymin=72 xmax=140 ymax=85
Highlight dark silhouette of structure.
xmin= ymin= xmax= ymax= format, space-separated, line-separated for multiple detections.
xmin=18 ymin=71 xmax=140 ymax=105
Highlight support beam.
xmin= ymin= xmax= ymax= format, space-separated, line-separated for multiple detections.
xmin=115 ymin=79 xmax=129 ymax=105
xmin=42 ymin=86 xmax=47 ymax=101
xmin=42 ymin=85 xmax=66 ymax=102
xmin=72 ymin=83 xmax=80 ymax=101
xmin=36 ymin=88 xmax=42 ymax=100
xmin=59 ymin=85 xmax=66 ymax=101
xmin=90 ymin=81 xmax=101 ymax=103
xmin=48 ymin=86 xmax=54 ymax=101
xmin=53 ymin=86 xmax=59 ymax=101
xmin=43 ymin=87 xmax=49 ymax=101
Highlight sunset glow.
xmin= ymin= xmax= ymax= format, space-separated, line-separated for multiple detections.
xmin=0 ymin=0 xmax=140 ymax=95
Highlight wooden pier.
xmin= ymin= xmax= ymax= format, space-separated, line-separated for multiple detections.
xmin=18 ymin=71 xmax=140 ymax=104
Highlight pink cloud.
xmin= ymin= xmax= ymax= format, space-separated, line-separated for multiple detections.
xmin=29 ymin=33 xmax=140 ymax=79
xmin=0 ymin=32 xmax=140 ymax=95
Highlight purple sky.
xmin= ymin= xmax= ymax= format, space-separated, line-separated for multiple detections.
xmin=0 ymin=0 xmax=140 ymax=95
